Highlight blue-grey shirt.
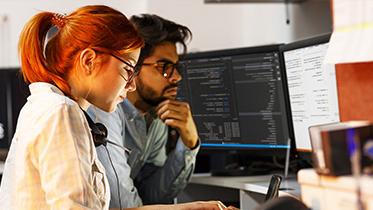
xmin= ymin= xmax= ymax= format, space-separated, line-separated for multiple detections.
xmin=87 ymin=99 xmax=199 ymax=208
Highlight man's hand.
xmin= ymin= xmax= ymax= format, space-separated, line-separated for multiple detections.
xmin=178 ymin=201 xmax=239 ymax=210
xmin=121 ymin=200 xmax=240 ymax=210
xmin=156 ymin=99 xmax=198 ymax=149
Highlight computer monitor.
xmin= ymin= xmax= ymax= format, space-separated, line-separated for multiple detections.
xmin=280 ymin=34 xmax=340 ymax=153
xmin=0 ymin=68 xmax=29 ymax=149
xmin=178 ymin=45 xmax=291 ymax=175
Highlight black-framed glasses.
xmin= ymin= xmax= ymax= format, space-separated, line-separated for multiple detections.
xmin=110 ymin=53 xmax=138 ymax=83
xmin=142 ymin=61 xmax=185 ymax=79
xmin=91 ymin=47 xmax=138 ymax=83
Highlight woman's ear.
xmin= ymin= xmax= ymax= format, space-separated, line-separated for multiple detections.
xmin=79 ymin=48 xmax=97 ymax=76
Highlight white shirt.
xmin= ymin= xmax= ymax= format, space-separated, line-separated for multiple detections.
xmin=0 ymin=82 xmax=110 ymax=210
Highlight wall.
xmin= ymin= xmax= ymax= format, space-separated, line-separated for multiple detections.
xmin=289 ymin=0 xmax=332 ymax=41
xmin=0 ymin=0 xmax=146 ymax=67
xmin=0 ymin=0 xmax=332 ymax=67
xmin=327 ymin=0 xmax=373 ymax=122
xmin=147 ymin=0 xmax=332 ymax=52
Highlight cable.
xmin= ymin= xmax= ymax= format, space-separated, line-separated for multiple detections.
xmin=285 ymin=0 xmax=290 ymax=25
xmin=104 ymin=145 xmax=122 ymax=210
xmin=84 ymin=109 xmax=124 ymax=209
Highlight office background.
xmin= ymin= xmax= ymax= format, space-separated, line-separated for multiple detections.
xmin=3 ymin=2 xmax=373 ymax=209
xmin=0 ymin=0 xmax=331 ymax=67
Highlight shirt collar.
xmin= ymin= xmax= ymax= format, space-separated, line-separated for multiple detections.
xmin=121 ymin=99 xmax=141 ymax=121
xmin=121 ymin=99 xmax=160 ymax=123
xmin=29 ymin=82 xmax=65 ymax=96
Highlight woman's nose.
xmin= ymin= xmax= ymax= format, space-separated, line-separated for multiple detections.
xmin=125 ymin=79 xmax=136 ymax=92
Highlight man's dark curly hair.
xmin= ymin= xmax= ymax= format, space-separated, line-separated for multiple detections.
xmin=129 ymin=14 xmax=192 ymax=69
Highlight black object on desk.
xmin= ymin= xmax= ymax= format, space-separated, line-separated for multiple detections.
xmin=265 ymin=175 xmax=282 ymax=201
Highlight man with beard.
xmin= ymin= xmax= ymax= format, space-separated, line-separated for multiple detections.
xmin=87 ymin=14 xmax=200 ymax=208
xmin=124 ymin=13 xmax=200 ymax=204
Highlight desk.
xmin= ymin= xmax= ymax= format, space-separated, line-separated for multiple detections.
xmin=178 ymin=173 xmax=300 ymax=210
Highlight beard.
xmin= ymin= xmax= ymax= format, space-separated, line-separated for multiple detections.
xmin=136 ymin=77 xmax=178 ymax=107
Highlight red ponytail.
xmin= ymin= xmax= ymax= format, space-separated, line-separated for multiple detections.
xmin=19 ymin=5 xmax=144 ymax=96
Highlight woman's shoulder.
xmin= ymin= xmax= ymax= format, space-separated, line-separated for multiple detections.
xmin=27 ymin=82 xmax=80 ymax=111
xmin=19 ymin=83 xmax=85 ymax=131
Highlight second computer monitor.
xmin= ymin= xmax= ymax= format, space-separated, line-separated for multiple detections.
xmin=0 ymin=68 xmax=29 ymax=149
xmin=281 ymin=34 xmax=340 ymax=152
xmin=179 ymin=45 xmax=290 ymax=153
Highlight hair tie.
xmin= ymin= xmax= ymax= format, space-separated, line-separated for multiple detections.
xmin=51 ymin=13 xmax=66 ymax=29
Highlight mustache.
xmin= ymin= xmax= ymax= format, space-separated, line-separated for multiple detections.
xmin=164 ymin=84 xmax=178 ymax=91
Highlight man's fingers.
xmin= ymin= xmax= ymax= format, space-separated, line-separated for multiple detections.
xmin=156 ymin=100 xmax=190 ymax=115
xmin=164 ymin=118 xmax=183 ymax=129
xmin=156 ymin=103 xmax=180 ymax=117
xmin=159 ymin=110 xmax=186 ymax=121
xmin=217 ymin=201 xmax=226 ymax=210
xmin=156 ymin=102 xmax=190 ymax=121
xmin=224 ymin=206 xmax=240 ymax=210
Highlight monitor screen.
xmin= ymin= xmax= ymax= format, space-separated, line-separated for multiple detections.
xmin=0 ymin=68 xmax=29 ymax=149
xmin=281 ymin=34 xmax=340 ymax=152
xmin=178 ymin=45 xmax=290 ymax=152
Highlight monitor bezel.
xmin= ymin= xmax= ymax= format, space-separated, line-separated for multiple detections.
xmin=280 ymin=33 xmax=331 ymax=53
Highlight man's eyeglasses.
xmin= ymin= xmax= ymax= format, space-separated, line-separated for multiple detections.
xmin=91 ymin=47 xmax=138 ymax=83
xmin=141 ymin=61 xmax=185 ymax=79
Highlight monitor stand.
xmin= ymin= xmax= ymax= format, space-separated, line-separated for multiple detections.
xmin=209 ymin=153 xmax=273 ymax=177
xmin=211 ymin=164 xmax=272 ymax=176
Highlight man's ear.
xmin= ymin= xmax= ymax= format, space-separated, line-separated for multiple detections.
xmin=79 ymin=48 xmax=97 ymax=76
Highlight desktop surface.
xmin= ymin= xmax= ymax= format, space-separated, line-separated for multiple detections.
xmin=190 ymin=173 xmax=300 ymax=197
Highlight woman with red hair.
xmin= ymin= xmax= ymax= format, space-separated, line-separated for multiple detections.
xmin=0 ymin=4 xmax=238 ymax=210
xmin=0 ymin=5 xmax=143 ymax=210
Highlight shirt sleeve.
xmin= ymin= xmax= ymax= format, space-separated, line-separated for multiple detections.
xmin=96 ymin=145 xmax=143 ymax=208
xmin=31 ymin=104 xmax=106 ymax=209
xmin=90 ymin=104 xmax=143 ymax=209
xmin=134 ymin=125 xmax=200 ymax=204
